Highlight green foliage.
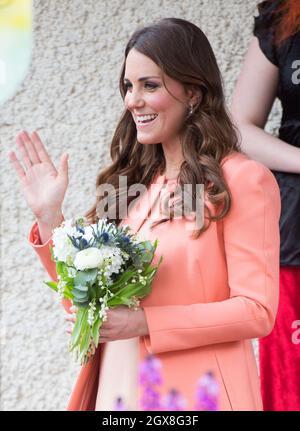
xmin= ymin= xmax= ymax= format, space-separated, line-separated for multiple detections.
xmin=70 ymin=307 xmax=87 ymax=349
xmin=74 ymin=268 xmax=98 ymax=286
xmin=91 ymin=317 xmax=102 ymax=347
xmin=44 ymin=232 xmax=163 ymax=366
xmin=43 ymin=281 xmax=58 ymax=292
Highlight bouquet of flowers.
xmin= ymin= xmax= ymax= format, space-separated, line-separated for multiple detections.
xmin=44 ymin=217 xmax=162 ymax=365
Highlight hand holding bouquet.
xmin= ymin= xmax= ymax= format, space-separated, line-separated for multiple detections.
xmin=44 ymin=217 xmax=162 ymax=365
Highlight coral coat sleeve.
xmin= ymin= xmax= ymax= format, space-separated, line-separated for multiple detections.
xmin=142 ymin=160 xmax=281 ymax=354
xmin=27 ymin=219 xmax=72 ymax=314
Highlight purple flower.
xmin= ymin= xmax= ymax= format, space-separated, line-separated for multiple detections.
xmin=162 ymin=388 xmax=187 ymax=411
xmin=139 ymin=354 xmax=163 ymax=386
xmin=195 ymin=371 xmax=219 ymax=411
xmin=113 ymin=396 xmax=126 ymax=411
xmin=140 ymin=386 xmax=162 ymax=411
xmin=139 ymin=354 xmax=163 ymax=410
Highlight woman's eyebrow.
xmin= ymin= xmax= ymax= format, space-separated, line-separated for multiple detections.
xmin=123 ymin=76 xmax=161 ymax=82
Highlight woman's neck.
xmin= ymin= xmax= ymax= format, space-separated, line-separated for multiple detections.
xmin=161 ymin=140 xmax=184 ymax=180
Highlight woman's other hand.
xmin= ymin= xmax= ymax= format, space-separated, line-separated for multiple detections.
xmin=99 ymin=305 xmax=149 ymax=342
xmin=65 ymin=305 xmax=149 ymax=342
xmin=8 ymin=130 xmax=69 ymax=225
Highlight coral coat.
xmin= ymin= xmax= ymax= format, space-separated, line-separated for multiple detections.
xmin=28 ymin=152 xmax=281 ymax=410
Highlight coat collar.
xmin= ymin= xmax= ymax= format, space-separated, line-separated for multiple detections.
xmin=124 ymin=172 xmax=167 ymax=234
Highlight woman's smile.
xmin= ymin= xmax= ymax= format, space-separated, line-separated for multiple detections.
xmin=135 ymin=113 xmax=159 ymax=128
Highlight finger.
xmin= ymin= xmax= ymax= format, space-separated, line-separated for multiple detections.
xmin=19 ymin=131 xmax=41 ymax=164
xmin=8 ymin=151 xmax=26 ymax=180
xmin=99 ymin=328 xmax=113 ymax=338
xmin=31 ymin=130 xmax=56 ymax=170
xmin=57 ymin=152 xmax=69 ymax=181
xmin=100 ymin=322 xmax=111 ymax=330
xmin=16 ymin=134 xmax=32 ymax=170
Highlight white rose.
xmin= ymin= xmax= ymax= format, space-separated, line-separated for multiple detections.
xmin=74 ymin=247 xmax=104 ymax=270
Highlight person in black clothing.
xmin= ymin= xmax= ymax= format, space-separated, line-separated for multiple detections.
xmin=231 ymin=0 xmax=300 ymax=411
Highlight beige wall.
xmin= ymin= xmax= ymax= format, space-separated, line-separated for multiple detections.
xmin=0 ymin=0 xmax=280 ymax=411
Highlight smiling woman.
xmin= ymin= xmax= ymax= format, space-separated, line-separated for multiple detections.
xmin=10 ymin=17 xmax=281 ymax=411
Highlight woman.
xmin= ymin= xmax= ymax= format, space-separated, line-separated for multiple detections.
xmin=9 ymin=18 xmax=280 ymax=411
xmin=231 ymin=0 xmax=300 ymax=411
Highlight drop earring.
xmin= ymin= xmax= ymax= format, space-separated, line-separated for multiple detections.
xmin=189 ymin=103 xmax=194 ymax=115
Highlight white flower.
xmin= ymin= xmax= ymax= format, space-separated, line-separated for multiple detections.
xmin=67 ymin=267 xmax=77 ymax=278
xmin=52 ymin=219 xmax=78 ymax=263
xmin=57 ymin=280 xmax=66 ymax=298
xmin=87 ymin=300 xmax=96 ymax=326
xmin=73 ymin=247 xmax=105 ymax=270
xmin=80 ymin=224 xmax=97 ymax=243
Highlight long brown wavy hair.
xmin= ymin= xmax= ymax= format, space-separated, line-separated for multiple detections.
xmin=85 ymin=18 xmax=240 ymax=239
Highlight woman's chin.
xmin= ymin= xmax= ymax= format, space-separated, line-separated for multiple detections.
xmin=137 ymin=134 xmax=159 ymax=145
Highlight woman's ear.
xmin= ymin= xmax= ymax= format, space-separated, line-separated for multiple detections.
xmin=186 ymin=86 xmax=202 ymax=107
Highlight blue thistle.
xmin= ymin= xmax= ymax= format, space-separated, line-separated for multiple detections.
xmin=100 ymin=232 xmax=109 ymax=243
xmin=81 ymin=238 xmax=88 ymax=247
xmin=122 ymin=235 xmax=130 ymax=244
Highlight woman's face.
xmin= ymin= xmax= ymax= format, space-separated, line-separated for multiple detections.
xmin=124 ymin=48 xmax=191 ymax=145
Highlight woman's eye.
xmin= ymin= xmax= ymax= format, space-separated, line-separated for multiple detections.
xmin=145 ymin=82 xmax=159 ymax=90
xmin=124 ymin=82 xmax=159 ymax=92
xmin=124 ymin=83 xmax=132 ymax=91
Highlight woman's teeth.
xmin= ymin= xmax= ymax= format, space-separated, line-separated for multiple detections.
xmin=137 ymin=114 xmax=158 ymax=124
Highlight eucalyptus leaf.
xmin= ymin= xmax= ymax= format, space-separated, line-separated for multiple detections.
xmin=74 ymin=268 xmax=98 ymax=287
xmin=72 ymin=288 xmax=89 ymax=300
xmin=73 ymin=296 xmax=89 ymax=303
xmin=72 ymin=284 xmax=88 ymax=292
xmin=73 ymin=300 xmax=89 ymax=308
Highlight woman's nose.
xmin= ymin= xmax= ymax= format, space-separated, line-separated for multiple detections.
xmin=126 ymin=90 xmax=144 ymax=110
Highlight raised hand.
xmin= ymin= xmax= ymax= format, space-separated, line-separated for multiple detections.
xmin=9 ymin=130 xmax=69 ymax=225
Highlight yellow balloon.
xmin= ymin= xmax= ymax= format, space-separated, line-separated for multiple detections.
xmin=0 ymin=0 xmax=32 ymax=105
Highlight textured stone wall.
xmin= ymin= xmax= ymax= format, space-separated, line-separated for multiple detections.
xmin=1 ymin=0 xmax=280 ymax=411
